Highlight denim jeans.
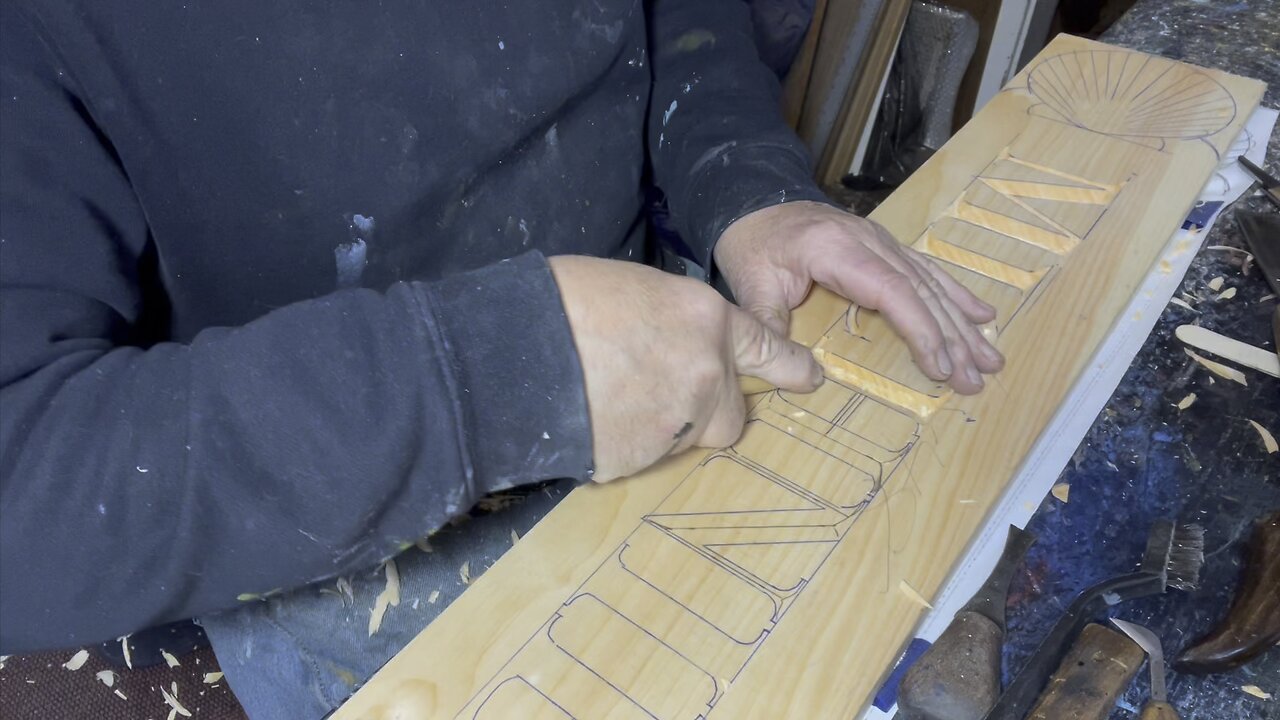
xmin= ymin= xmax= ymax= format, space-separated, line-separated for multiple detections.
xmin=201 ymin=479 xmax=574 ymax=719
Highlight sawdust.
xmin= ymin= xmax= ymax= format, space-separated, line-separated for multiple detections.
xmin=62 ymin=649 xmax=89 ymax=671
xmin=367 ymin=559 xmax=402 ymax=637
xmin=1177 ymin=393 xmax=1197 ymax=410
xmin=1051 ymin=484 xmax=1070 ymax=503
xmin=161 ymin=681 xmax=192 ymax=718
xmin=1185 ymin=349 xmax=1248 ymax=386
xmin=897 ymin=580 xmax=933 ymax=609
xmin=1247 ymin=420 xmax=1278 ymax=454
xmin=1241 ymin=684 xmax=1272 ymax=700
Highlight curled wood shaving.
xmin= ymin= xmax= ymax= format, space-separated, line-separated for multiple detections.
xmin=1176 ymin=393 xmax=1197 ymax=410
xmin=1169 ymin=297 xmax=1197 ymax=312
xmin=95 ymin=670 xmax=116 ymax=687
xmin=62 ymin=649 xmax=89 ymax=671
xmin=1247 ymin=420 xmax=1278 ymax=454
xmin=1242 ymin=684 xmax=1272 ymax=700
xmin=202 ymin=671 xmax=223 ymax=684
xmin=119 ymin=635 xmax=133 ymax=670
xmin=1185 ymin=349 xmax=1248 ymax=386
xmin=897 ymin=580 xmax=933 ymax=609
xmin=161 ymin=681 xmax=192 ymax=718
xmin=1206 ymin=245 xmax=1250 ymax=254
xmin=1051 ymin=484 xmax=1070 ymax=503
xmin=460 ymin=561 xmax=472 ymax=586
xmin=367 ymin=559 xmax=402 ymax=637
xmin=1217 ymin=287 xmax=1237 ymax=300
xmin=161 ymin=649 xmax=180 ymax=668
xmin=1208 ymin=276 xmax=1225 ymax=291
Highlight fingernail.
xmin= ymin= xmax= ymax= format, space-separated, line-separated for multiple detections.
xmin=936 ymin=350 xmax=954 ymax=377
xmin=966 ymin=366 xmax=983 ymax=388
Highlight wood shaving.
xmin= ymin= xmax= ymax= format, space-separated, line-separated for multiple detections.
xmin=411 ymin=597 xmax=420 ymax=610
xmin=510 ymin=529 xmax=520 ymax=546
xmin=415 ymin=538 xmax=434 ymax=553
xmin=202 ymin=672 xmax=223 ymax=684
xmin=161 ymin=681 xmax=192 ymax=718
xmin=1242 ymin=684 xmax=1272 ymax=700
xmin=1158 ymin=259 xmax=1172 ymax=274
xmin=1185 ymin=349 xmax=1248 ymax=386
xmin=1176 ymin=393 xmax=1197 ymax=410
xmin=62 ymin=649 xmax=89 ymax=671
xmin=1247 ymin=420 xmax=1278 ymax=454
xmin=161 ymin=649 xmax=180 ymax=668
xmin=367 ymin=559 xmax=401 ymax=637
xmin=1208 ymin=276 xmax=1225 ymax=291
xmin=1169 ymin=297 xmax=1197 ymax=312
xmin=1206 ymin=245 xmax=1250 ymax=254
xmin=897 ymin=580 xmax=933 ymax=609
xmin=428 ymin=590 xmax=441 ymax=604
xmin=460 ymin=560 xmax=472 ymax=586
xmin=119 ymin=635 xmax=133 ymax=670
xmin=1051 ymin=483 xmax=1070 ymax=503
xmin=1216 ymin=287 xmax=1237 ymax=300
xmin=113 ymin=689 xmax=127 ymax=700
xmin=1262 ymin=293 xmax=1277 ymax=303
xmin=96 ymin=670 xmax=116 ymax=687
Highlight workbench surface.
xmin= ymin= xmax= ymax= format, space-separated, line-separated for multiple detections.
xmin=1005 ymin=2 xmax=1279 ymax=718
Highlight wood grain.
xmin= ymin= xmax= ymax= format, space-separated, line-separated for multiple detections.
xmin=332 ymin=37 xmax=1263 ymax=720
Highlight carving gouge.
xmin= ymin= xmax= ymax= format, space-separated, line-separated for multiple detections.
xmin=1111 ymin=618 xmax=1180 ymax=719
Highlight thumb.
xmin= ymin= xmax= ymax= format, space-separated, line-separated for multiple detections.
xmin=732 ymin=276 xmax=793 ymax=337
xmin=729 ymin=308 xmax=823 ymax=393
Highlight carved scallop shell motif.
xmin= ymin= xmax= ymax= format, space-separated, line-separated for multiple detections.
xmin=1028 ymin=51 xmax=1236 ymax=140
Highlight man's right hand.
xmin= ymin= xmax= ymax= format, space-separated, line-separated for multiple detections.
xmin=549 ymin=255 xmax=823 ymax=483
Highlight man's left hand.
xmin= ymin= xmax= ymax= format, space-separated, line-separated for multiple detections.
xmin=713 ymin=201 xmax=1004 ymax=395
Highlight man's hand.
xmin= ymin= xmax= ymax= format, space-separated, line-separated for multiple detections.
xmin=550 ymin=255 xmax=822 ymax=482
xmin=714 ymin=201 xmax=1004 ymax=395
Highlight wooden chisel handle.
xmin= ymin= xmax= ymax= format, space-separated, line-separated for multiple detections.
xmin=1140 ymin=700 xmax=1180 ymax=719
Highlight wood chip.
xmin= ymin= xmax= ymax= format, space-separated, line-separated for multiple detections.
xmin=510 ymin=529 xmax=520 ymax=546
xmin=898 ymin=580 xmax=933 ymax=609
xmin=1169 ymin=297 xmax=1197 ymax=312
xmin=1208 ymin=276 xmax=1225 ymax=291
xmin=1242 ymin=684 xmax=1272 ymax=700
xmin=367 ymin=559 xmax=402 ymax=637
xmin=460 ymin=560 xmax=472 ymax=586
xmin=160 ymin=649 xmax=180 ymax=668
xmin=1177 ymin=324 xmax=1280 ymax=378
xmin=202 ymin=672 xmax=223 ymax=684
xmin=1216 ymin=287 xmax=1237 ymax=300
xmin=95 ymin=670 xmax=116 ymax=687
xmin=161 ymin=681 xmax=192 ymax=717
xmin=428 ymin=590 xmax=441 ymax=604
xmin=1184 ymin=349 xmax=1248 ymax=386
xmin=119 ymin=635 xmax=133 ymax=670
xmin=62 ymin=649 xmax=89 ymax=671
xmin=113 ymin=689 xmax=127 ymax=700
xmin=1247 ymin=420 xmax=1278 ymax=454
xmin=1051 ymin=483 xmax=1070 ymax=503
xmin=1176 ymin=393 xmax=1197 ymax=410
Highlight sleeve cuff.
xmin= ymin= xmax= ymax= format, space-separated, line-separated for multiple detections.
xmin=679 ymin=142 xmax=838 ymax=283
xmin=417 ymin=251 xmax=593 ymax=493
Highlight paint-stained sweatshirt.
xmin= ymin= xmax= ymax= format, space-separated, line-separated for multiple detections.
xmin=0 ymin=0 xmax=827 ymax=652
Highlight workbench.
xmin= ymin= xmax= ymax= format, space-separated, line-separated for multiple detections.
xmin=1004 ymin=2 xmax=1279 ymax=718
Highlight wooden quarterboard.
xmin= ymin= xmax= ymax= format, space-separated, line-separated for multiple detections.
xmin=334 ymin=36 xmax=1264 ymax=720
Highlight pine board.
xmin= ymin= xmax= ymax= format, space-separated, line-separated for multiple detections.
xmin=333 ymin=36 xmax=1264 ymax=720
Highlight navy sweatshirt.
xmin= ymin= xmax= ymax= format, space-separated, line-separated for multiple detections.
xmin=0 ymin=0 xmax=827 ymax=653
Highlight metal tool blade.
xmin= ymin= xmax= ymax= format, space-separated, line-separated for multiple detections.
xmin=1111 ymin=618 xmax=1167 ymax=702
